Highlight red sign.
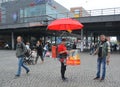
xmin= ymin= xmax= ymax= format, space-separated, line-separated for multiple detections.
xmin=29 ymin=2 xmax=35 ymax=6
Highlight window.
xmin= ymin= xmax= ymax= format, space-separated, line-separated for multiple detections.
xmin=22 ymin=5 xmax=46 ymax=23
xmin=24 ymin=6 xmax=42 ymax=17
xmin=1 ymin=7 xmax=6 ymax=23
xmin=20 ymin=8 xmax=24 ymax=18
xmin=74 ymin=9 xmax=80 ymax=14
xmin=0 ymin=0 xmax=17 ymax=3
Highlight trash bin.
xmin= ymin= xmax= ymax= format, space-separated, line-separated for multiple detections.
xmin=52 ymin=46 xmax=57 ymax=58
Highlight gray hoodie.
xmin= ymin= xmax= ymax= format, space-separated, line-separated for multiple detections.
xmin=16 ymin=42 xmax=27 ymax=57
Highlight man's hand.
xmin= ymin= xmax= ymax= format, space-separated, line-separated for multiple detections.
xmin=65 ymin=50 xmax=69 ymax=53
xmin=107 ymin=53 xmax=110 ymax=65
xmin=93 ymin=48 xmax=98 ymax=55
xmin=93 ymin=52 xmax=97 ymax=55
xmin=107 ymin=58 xmax=110 ymax=65
xmin=69 ymin=50 xmax=75 ymax=53
xmin=60 ymin=50 xmax=68 ymax=54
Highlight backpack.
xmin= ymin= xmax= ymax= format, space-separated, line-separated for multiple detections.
xmin=21 ymin=43 xmax=30 ymax=57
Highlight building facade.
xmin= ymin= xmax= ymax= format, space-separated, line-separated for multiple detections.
xmin=0 ymin=0 xmax=71 ymax=49
xmin=70 ymin=7 xmax=90 ymax=18
xmin=0 ymin=0 xmax=70 ymax=25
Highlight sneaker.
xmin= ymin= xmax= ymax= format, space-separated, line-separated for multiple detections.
xmin=41 ymin=61 xmax=44 ymax=64
xmin=62 ymin=77 xmax=68 ymax=81
xmin=93 ymin=77 xmax=100 ymax=80
xmin=35 ymin=62 xmax=37 ymax=64
xmin=26 ymin=70 xmax=30 ymax=74
xmin=100 ymin=78 xmax=104 ymax=82
xmin=15 ymin=75 xmax=20 ymax=77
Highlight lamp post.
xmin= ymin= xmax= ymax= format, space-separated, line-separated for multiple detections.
xmin=11 ymin=32 xmax=14 ymax=50
xmin=81 ymin=29 xmax=84 ymax=52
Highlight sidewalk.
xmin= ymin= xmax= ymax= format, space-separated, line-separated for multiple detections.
xmin=0 ymin=50 xmax=120 ymax=87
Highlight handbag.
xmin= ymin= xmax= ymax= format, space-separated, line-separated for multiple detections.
xmin=58 ymin=53 xmax=67 ymax=63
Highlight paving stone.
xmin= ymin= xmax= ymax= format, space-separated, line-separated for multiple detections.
xmin=0 ymin=50 xmax=120 ymax=87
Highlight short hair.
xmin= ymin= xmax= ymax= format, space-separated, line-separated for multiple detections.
xmin=62 ymin=38 xmax=66 ymax=42
xmin=100 ymin=34 xmax=106 ymax=38
xmin=17 ymin=36 xmax=23 ymax=40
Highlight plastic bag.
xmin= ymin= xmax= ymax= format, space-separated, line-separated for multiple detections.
xmin=45 ymin=51 xmax=51 ymax=57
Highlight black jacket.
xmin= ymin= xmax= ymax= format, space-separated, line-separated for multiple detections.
xmin=36 ymin=45 xmax=43 ymax=56
xmin=16 ymin=42 xmax=27 ymax=57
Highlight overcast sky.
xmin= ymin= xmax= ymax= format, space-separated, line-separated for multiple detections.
xmin=55 ymin=0 xmax=120 ymax=10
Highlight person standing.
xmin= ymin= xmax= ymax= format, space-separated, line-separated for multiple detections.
xmin=35 ymin=40 xmax=44 ymax=64
xmin=58 ymin=39 xmax=68 ymax=81
xmin=43 ymin=42 xmax=49 ymax=58
xmin=15 ymin=36 xmax=30 ymax=77
xmin=25 ymin=42 xmax=31 ymax=53
xmin=94 ymin=35 xmax=111 ymax=82
xmin=72 ymin=42 xmax=76 ymax=49
xmin=26 ymin=42 xmax=30 ymax=50
xmin=106 ymin=36 xmax=112 ymax=53
xmin=90 ymin=43 xmax=95 ymax=55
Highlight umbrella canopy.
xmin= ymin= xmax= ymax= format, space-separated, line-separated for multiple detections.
xmin=47 ymin=18 xmax=84 ymax=31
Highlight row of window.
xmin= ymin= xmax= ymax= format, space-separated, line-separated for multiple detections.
xmin=0 ymin=0 xmax=17 ymax=3
xmin=20 ymin=5 xmax=46 ymax=18
xmin=0 ymin=4 xmax=71 ymax=24
xmin=0 ymin=7 xmax=6 ymax=23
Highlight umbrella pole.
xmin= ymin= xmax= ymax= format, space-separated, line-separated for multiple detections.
xmin=60 ymin=31 xmax=66 ymax=37
xmin=81 ymin=29 xmax=84 ymax=52
xmin=55 ymin=31 xmax=57 ymax=45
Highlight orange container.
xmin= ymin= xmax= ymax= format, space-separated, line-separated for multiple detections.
xmin=52 ymin=46 xmax=57 ymax=58
xmin=66 ymin=59 xmax=80 ymax=65
xmin=66 ymin=50 xmax=81 ymax=65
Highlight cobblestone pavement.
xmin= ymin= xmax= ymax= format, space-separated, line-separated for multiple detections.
xmin=0 ymin=50 xmax=120 ymax=87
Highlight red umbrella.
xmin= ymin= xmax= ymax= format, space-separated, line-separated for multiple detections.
xmin=47 ymin=18 xmax=84 ymax=31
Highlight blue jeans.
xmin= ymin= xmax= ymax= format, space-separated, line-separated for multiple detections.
xmin=90 ymin=48 xmax=95 ymax=55
xmin=43 ymin=50 xmax=47 ymax=57
xmin=16 ymin=57 xmax=29 ymax=76
xmin=96 ymin=57 xmax=106 ymax=79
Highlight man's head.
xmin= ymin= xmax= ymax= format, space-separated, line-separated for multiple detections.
xmin=61 ymin=38 xmax=66 ymax=45
xmin=37 ymin=40 xmax=42 ymax=45
xmin=17 ymin=36 xmax=22 ymax=43
xmin=100 ymin=35 xmax=106 ymax=42
xmin=26 ymin=42 xmax=30 ymax=45
xmin=46 ymin=42 xmax=49 ymax=44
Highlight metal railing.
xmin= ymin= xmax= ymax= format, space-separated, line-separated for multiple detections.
xmin=44 ymin=7 xmax=120 ymax=18
xmin=86 ymin=7 xmax=120 ymax=16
